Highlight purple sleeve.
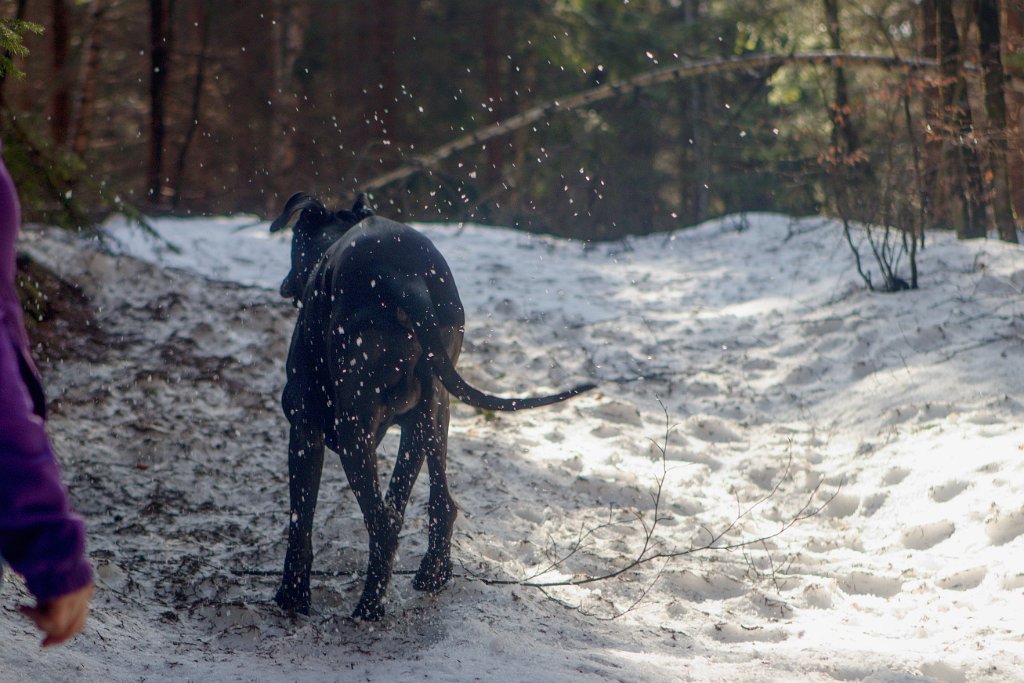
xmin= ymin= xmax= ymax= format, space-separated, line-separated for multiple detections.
xmin=0 ymin=148 xmax=92 ymax=602
xmin=0 ymin=317 xmax=92 ymax=602
xmin=0 ymin=316 xmax=92 ymax=601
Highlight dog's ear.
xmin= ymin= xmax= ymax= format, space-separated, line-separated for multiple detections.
xmin=352 ymin=193 xmax=375 ymax=219
xmin=270 ymin=192 xmax=327 ymax=233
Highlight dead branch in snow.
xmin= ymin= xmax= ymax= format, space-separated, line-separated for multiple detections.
xmin=462 ymin=404 xmax=839 ymax=618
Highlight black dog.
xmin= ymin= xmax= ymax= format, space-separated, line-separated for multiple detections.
xmin=269 ymin=193 xmax=595 ymax=620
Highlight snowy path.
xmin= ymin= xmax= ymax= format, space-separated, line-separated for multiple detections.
xmin=3 ymin=213 xmax=1023 ymax=682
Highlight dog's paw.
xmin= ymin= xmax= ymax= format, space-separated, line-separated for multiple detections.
xmin=274 ymin=586 xmax=311 ymax=616
xmin=412 ymin=557 xmax=453 ymax=592
xmin=351 ymin=599 xmax=385 ymax=622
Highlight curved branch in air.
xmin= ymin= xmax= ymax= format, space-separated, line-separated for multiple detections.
xmin=359 ymin=50 xmax=942 ymax=194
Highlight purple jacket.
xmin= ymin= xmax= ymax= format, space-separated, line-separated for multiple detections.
xmin=0 ymin=148 xmax=92 ymax=601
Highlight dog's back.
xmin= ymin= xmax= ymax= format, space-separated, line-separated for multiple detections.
xmin=312 ymin=216 xmax=466 ymax=332
xmin=285 ymin=208 xmax=592 ymax=413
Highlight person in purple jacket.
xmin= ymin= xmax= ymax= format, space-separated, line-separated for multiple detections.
xmin=0 ymin=145 xmax=93 ymax=647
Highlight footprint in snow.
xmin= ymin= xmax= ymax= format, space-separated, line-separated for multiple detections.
xmin=935 ymin=565 xmax=987 ymax=591
xmin=974 ymin=274 xmax=1018 ymax=297
xmin=586 ymin=399 xmax=643 ymax=427
xmin=685 ymin=414 xmax=742 ymax=443
xmin=919 ymin=660 xmax=968 ymax=683
xmin=882 ymin=467 xmax=910 ymax=486
xmin=194 ymin=603 xmax=265 ymax=648
xmin=912 ymin=324 xmax=948 ymax=352
xmin=884 ymin=406 xmax=918 ymax=426
xmin=919 ymin=402 xmax=956 ymax=421
xmin=801 ymin=583 xmax=834 ymax=609
xmin=860 ymin=492 xmax=887 ymax=516
xmin=741 ymin=357 xmax=776 ymax=372
xmin=589 ymin=423 xmax=621 ymax=439
xmin=823 ymin=492 xmax=860 ymax=518
xmin=900 ymin=519 xmax=956 ymax=550
xmin=1001 ymin=572 xmax=1024 ymax=590
xmin=782 ymin=365 xmax=819 ymax=385
xmin=707 ymin=621 xmax=788 ymax=643
xmin=850 ymin=360 xmax=876 ymax=379
xmin=801 ymin=318 xmax=844 ymax=337
xmin=664 ymin=570 xmax=746 ymax=601
xmin=839 ymin=571 xmax=903 ymax=598
xmin=984 ymin=506 xmax=1024 ymax=545
xmin=929 ymin=480 xmax=969 ymax=503
xmin=966 ymin=412 xmax=1003 ymax=426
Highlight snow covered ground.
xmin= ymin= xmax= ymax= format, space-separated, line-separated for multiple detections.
xmin=3 ymin=210 xmax=1024 ymax=682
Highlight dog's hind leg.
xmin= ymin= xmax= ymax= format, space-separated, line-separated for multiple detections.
xmin=383 ymin=409 xmax=432 ymax=540
xmin=335 ymin=417 xmax=404 ymax=621
xmin=275 ymin=417 xmax=326 ymax=615
xmin=411 ymin=386 xmax=458 ymax=592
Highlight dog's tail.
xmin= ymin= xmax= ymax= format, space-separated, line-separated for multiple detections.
xmin=388 ymin=278 xmax=596 ymax=412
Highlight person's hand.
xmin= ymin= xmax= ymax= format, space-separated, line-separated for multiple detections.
xmin=20 ymin=581 xmax=94 ymax=647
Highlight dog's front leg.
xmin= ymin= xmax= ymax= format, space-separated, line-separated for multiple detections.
xmin=275 ymin=419 xmax=326 ymax=615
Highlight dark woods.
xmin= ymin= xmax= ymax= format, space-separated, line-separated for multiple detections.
xmin=1 ymin=1 xmax=1023 ymax=242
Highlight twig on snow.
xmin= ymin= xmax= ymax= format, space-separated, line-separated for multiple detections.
xmin=462 ymin=402 xmax=840 ymax=618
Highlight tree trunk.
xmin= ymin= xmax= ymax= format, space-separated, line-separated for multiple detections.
xmin=69 ymin=0 xmax=106 ymax=156
xmin=938 ymin=0 xmax=989 ymax=239
xmin=823 ymin=0 xmax=860 ymax=157
xmin=50 ymin=0 xmax=71 ymax=145
xmin=371 ymin=0 xmax=398 ymax=140
xmin=170 ymin=0 xmax=210 ymax=208
xmin=148 ymin=0 xmax=174 ymax=204
xmin=481 ymin=5 xmax=505 ymax=188
xmin=1002 ymin=2 xmax=1024 ymax=226
xmin=509 ymin=16 xmax=536 ymax=214
xmin=976 ymin=0 xmax=1017 ymax=242
xmin=266 ymin=0 xmax=309 ymax=211
xmin=685 ymin=0 xmax=711 ymax=223
xmin=823 ymin=0 xmax=868 ymax=227
xmin=920 ymin=0 xmax=947 ymax=229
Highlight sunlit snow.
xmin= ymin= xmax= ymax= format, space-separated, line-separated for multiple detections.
xmin=6 ymin=211 xmax=1024 ymax=682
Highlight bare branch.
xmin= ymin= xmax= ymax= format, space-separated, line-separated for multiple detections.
xmin=360 ymin=51 xmax=943 ymax=194
xmin=463 ymin=407 xmax=840 ymax=618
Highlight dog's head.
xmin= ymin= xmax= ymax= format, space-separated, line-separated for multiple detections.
xmin=270 ymin=193 xmax=375 ymax=305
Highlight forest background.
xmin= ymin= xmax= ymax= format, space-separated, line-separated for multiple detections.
xmin=1 ymin=0 xmax=1023 ymax=245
